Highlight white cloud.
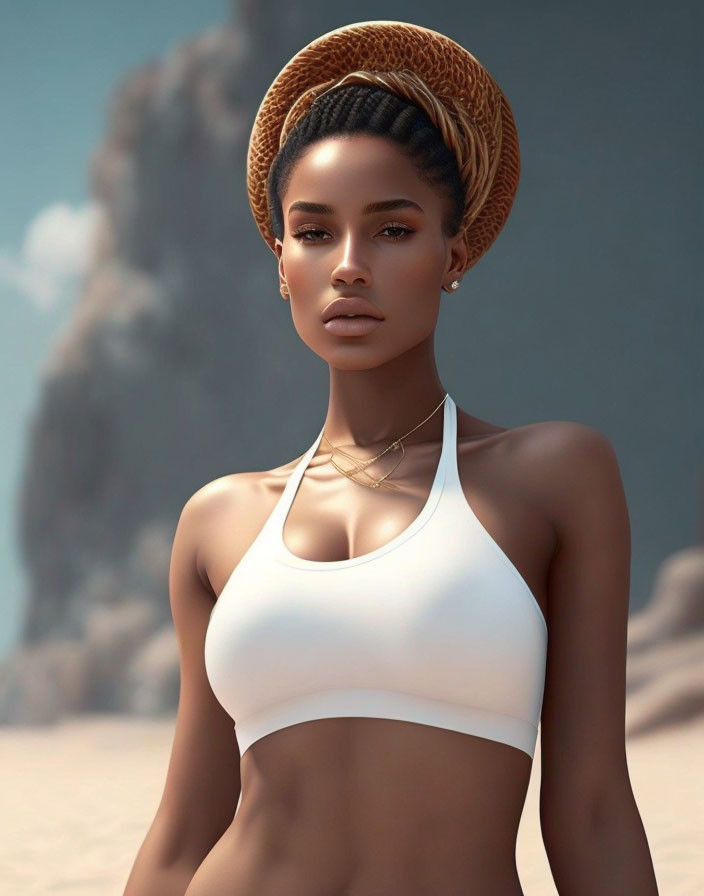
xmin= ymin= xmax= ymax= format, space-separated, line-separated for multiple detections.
xmin=0 ymin=200 xmax=104 ymax=310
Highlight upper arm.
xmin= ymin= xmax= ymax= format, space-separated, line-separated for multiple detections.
xmin=150 ymin=483 xmax=241 ymax=867
xmin=537 ymin=423 xmax=633 ymax=833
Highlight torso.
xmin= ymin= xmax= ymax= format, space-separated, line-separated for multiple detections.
xmin=185 ymin=405 xmax=557 ymax=895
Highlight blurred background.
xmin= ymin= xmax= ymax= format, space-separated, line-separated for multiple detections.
xmin=0 ymin=0 xmax=701 ymax=892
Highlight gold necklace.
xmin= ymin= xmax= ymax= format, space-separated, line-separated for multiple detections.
xmin=320 ymin=393 xmax=448 ymax=490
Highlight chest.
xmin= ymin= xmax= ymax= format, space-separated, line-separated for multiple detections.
xmin=274 ymin=440 xmax=553 ymax=624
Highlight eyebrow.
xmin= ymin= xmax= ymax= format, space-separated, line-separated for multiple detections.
xmin=287 ymin=198 xmax=425 ymax=216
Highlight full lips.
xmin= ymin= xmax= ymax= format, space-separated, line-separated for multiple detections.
xmin=323 ymin=316 xmax=384 ymax=335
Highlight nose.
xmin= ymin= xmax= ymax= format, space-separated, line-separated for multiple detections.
xmin=330 ymin=232 xmax=371 ymax=288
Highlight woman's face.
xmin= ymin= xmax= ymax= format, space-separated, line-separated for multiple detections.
xmin=274 ymin=134 xmax=466 ymax=369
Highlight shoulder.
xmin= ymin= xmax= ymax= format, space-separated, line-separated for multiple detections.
xmin=178 ymin=456 xmax=305 ymax=582
xmin=177 ymin=472 xmax=258 ymax=583
xmin=181 ymin=472 xmax=248 ymax=527
xmin=508 ymin=421 xmax=623 ymax=530
xmin=183 ymin=453 xmax=303 ymax=517
xmin=463 ymin=414 xmax=616 ymax=471
xmin=524 ymin=423 xmax=628 ymax=523
xmin=510 ymin=419 xmax=617 ymax=467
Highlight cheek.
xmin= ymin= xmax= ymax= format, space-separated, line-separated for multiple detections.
xmin=383 ymin=234 xmax=446 ymax=284
xmin=282 ymin=251 xmax=319 ymax=295
xmin=380 ymin=242 xmax=446 ymax=316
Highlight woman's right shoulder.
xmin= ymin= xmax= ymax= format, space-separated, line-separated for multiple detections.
xmin=185 ymin=472 xmax=249 ymax=517
xmin=175 ymin=459 xmax=301 ymax=589
xmin=182 ymin=452 xmax=309 ymax=524
xmin=177 ymin=473 xmax=258 ymax=560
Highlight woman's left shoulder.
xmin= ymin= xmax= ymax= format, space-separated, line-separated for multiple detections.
xmin=510 ymin=419 xmax=620 ymax=474
xmin=505 ymin=421 xmax=626 ymax=541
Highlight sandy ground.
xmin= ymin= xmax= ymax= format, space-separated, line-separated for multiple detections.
xmin=1 ymin=713 xmax=701 ymax=895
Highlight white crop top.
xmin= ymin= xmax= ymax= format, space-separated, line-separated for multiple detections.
xmin=204 ymin=394 xmax=548 ymax=760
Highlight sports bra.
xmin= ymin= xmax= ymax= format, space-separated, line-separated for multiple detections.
xmin=204 ymin=394 xmax=548 ymax=761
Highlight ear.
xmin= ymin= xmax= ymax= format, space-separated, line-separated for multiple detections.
xmin=274 ymin=238 xmax=286 ymax=284
xmin=444 ymin=230 xmax=469 ymax=287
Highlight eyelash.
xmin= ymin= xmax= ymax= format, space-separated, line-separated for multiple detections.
xmin=291 ymin=224 xmax=414 ymax=243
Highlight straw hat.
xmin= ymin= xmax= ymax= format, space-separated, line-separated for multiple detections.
xmin=246 ymin=20 xmax=520 ymax=274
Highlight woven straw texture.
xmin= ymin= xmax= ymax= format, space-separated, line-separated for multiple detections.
xmin=247 ymin=20 xmax=520 ymax=273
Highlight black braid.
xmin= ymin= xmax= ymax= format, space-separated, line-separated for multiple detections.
xmin=266 ymin=84 xmax=465 ymax=243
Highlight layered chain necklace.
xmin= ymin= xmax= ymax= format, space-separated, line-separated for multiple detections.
xmin=320 ymin=393 xmax=448 ymax=490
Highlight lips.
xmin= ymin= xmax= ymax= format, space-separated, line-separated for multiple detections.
xmin=321 ymin=297 xmax=385 ymax=323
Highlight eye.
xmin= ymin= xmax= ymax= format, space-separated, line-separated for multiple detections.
xmin=291 ymin=227 xmax=330 ymax=243
xmin=291 ymin=224 xmax=414 ymax=243
xmin=380 ymin=224 xmax=414 ymax=240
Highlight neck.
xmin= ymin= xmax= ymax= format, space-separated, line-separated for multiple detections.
xmin=322 ymin=339 xmax=448 ymax=449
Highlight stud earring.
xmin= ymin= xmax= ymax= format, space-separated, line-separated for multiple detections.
xmin=280 ymin=283 xmax=289 ymax=298
xmin=450 ymin=279 xmax=460 ymax=290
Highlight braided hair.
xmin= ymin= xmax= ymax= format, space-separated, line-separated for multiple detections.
xmin=266 ymin=82 xmax=466 ymax=245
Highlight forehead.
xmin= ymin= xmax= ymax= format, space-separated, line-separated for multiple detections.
xmin=284 ymin=135 xmax=437 ymax=211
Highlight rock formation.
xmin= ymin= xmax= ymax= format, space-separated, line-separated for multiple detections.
xmin=0 ymin=2 xmax=310 ymax=724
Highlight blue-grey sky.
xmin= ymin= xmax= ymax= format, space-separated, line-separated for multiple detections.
xmin=0 ymin=0 xmax=231 ymax=657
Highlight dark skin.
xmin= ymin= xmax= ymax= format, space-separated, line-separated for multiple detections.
xmin=124 ymin=135 xmax=658 ymax=895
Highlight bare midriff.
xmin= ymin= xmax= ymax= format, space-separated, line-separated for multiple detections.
xmin=184 ymin=716 xmax=533 ymax=895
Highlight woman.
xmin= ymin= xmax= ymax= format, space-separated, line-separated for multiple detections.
xmin=124 ymin=20 xmax=658 ymax=896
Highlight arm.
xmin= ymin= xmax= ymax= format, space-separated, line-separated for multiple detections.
xmin=537 ymin=424 xmax=658 ymax=895
xmin=122 ymin=828 xmax=205 ymax=896
xmin=123 ymin=484 xmax=242 ymax=895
